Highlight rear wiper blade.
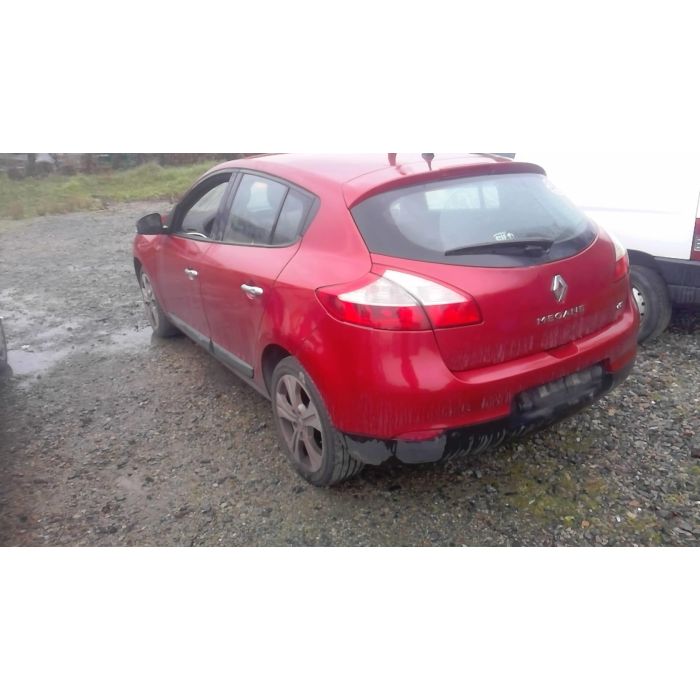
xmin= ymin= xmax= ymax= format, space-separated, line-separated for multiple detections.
xmin=444 ymin=237 xmax=555 ymax=257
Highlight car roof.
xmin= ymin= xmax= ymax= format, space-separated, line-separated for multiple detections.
xmin=212 ymin=153 xmax=542 ymax=206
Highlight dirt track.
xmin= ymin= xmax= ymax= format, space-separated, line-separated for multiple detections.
xmin=1 ymin=203 xmax=698 ymax=545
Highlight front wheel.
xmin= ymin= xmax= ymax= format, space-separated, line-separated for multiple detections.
xmin=270 ymin=357 xmax=365 ymax=487
xmin=630 ymin=265 xmax=672 ymax=343
xmin=138 ymin=269 xmax=179 ymax=338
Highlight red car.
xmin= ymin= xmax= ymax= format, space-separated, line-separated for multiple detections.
xmin=133 ymin=154 xmax=638 ymax=486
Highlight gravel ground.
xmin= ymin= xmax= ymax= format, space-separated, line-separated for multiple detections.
xmin=0 ymin=203 xmax=698 ymax=546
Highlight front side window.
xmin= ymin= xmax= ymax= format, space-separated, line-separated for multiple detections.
xmin=180 ymin=180 xmax=230 ymax=237
xmin=351 ymin=173 xmax=595 ymax=267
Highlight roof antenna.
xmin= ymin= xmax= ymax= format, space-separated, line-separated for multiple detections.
xmin=388 ymin=153 xmax=397 ymax=166
xmin=421 ymin=153 xmax=434 ymax=170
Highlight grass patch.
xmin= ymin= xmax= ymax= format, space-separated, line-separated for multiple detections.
xmin=0 ymin=160 xmax=222 ymax=220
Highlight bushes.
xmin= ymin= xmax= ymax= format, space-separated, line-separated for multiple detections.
xmin=1 ymin=153 xmax=250 ymax=177
xmin=0 ymin=159 xmax=225 ymax=219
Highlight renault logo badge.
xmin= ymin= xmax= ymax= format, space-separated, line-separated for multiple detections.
xmin=551 ymin=275 xmax=568 ymax=303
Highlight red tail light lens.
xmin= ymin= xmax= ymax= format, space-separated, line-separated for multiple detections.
xmin=614 ymin=253 xmax=629 ymax=280
xmin=317 ymin=274 xmax=429 ymax=330
xmin=691 ymin=218 xmax=700 ymax=262
xmin=317 ymin=270 xmax=482 ymax=331
xmin=609 ymin=232 xmax=629 ymax=280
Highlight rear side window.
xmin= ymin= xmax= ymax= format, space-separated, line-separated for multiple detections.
xmin=274 ymin=190 xmax=310 ymax=244
xmin=221 ymin=174 xmax=313 ymax=246
xmin=223 ymin=174 xmax=288 ymax=245
xmin=351 ymin=173 xmax=596 ymax=267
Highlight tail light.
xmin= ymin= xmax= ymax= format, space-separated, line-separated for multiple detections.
xmin=316 ymin=270 xmax=482 ymax=331
xmin=608 ymin=232 xmax=629 ymax=280
xmin=692 ymin=195 xmax=700 ymax=261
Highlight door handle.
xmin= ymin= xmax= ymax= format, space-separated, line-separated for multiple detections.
xmin=241 ymin=284 xmax=263 ymax=298
xmin=184 ymin=268 xmax=199 ymax=280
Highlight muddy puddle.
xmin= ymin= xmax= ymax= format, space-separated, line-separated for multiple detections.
xmin=3 ymin=319 xmax=155 ymax=383
xmin=6 ymin=346 xmax=74 ymax=378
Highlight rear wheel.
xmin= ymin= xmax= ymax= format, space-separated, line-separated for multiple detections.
xmin=139 ymin=269 xmax=179 ymax=338
xmin=630 ymin=265 xmax=672 ymax=343
xmin=270 ymin=357 xmax=364 ymax=486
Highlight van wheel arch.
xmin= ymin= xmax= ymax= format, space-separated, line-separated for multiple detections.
xmin=627 ymin=249 xmax=661 ymax=271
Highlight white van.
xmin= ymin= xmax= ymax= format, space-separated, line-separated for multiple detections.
xmin=513 ymin=152 xmax=700 ymax=342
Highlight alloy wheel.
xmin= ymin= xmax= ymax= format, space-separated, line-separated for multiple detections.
xmin=275 ymin=374 xmax=325 ymax=473
xmin=140 ymin=271 xmax=160 ymax=331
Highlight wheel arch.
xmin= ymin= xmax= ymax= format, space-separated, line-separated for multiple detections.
xmin=261 ymin=343 xmax=292 ymax=396
xmin=628 ymin=249 xmax=662 ymax=272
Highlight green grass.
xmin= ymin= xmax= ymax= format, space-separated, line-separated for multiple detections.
xmin=0 ymin=160 xmax=222 ymax=219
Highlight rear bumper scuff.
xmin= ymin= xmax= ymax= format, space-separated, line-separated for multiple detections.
xmin=343 ymin=359 xmax=634 ymax=465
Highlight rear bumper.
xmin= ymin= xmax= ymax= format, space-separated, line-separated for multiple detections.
xmin=655 ymin=256 xmax=700 ymax=307
xmin=344 ymin=359 xmax=635 ymax=465
xmin=299 ymin=299 xmax=638 ymax=440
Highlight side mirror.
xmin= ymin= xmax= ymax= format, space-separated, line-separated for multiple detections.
xmin=136 ymin=213 xmax=166 ymax=235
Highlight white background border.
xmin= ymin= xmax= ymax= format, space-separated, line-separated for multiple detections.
xmin=2 ymin=1 xmax=698 ymax=697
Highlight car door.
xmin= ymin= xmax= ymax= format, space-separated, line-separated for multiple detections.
xmin=197 ymin=172 xmax=315 ymax=377
xmin=155 ymin=172 xmax=232 ymax=343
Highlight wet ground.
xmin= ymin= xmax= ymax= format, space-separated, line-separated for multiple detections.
xmin=0 ymin=203 xmax=699 ymax=546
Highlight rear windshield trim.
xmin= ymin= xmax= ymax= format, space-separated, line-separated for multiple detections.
xmin=344 ymin=161 xmax=546 ymax=209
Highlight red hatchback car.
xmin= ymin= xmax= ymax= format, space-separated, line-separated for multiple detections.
xmin=133 ymin=153 xmax=639 ymax=485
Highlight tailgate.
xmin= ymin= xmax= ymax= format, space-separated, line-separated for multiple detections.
xmin=371 ymin=235 xmax=629 ymax=371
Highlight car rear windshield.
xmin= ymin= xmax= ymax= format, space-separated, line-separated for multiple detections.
xmin=350 ymin=173 xmax=596 ymax=267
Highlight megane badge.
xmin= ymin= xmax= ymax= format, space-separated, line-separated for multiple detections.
xmin=551 ymin=275 xmax=568 ymax=304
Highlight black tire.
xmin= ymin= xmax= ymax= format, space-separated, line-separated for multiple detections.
xmin=270 ymin=357 xmax=365 ymax=487
xmin=630 ymin=265 xmax=672 ymax=343
xmin=138 ymin=269 xmax=180 ymax=338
